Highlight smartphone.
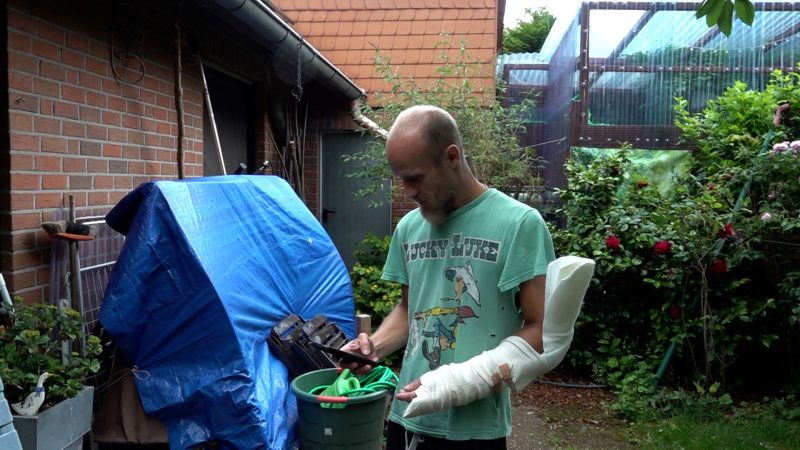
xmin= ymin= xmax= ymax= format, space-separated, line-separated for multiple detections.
xmin=310 ymin=341 xmax=385 ymax=367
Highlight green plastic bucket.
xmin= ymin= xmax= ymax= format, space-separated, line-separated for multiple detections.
xmin=290 ymin=368 xmax=390 ymax=450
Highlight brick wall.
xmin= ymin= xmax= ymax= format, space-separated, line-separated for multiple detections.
xmin=1 ymin=0 xmax=352 ymax=303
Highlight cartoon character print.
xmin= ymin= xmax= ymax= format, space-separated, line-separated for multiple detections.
xmin=409 ymin=261 xmax=480 ymax=369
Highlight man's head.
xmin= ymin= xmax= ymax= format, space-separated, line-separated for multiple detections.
xmin=385 ymin=105 xmax=477 ymax=225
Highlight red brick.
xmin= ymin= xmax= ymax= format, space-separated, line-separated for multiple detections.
xmin=114 ymin=175 xmax=133 ymax=189
xmin=11 ymin=154 xmax=34 ymax=171
xmin=79 ymin=106 xmax=101 ymax=122
xmin=102 ymin=143 xmax=122 ymax=158
xmin=10 ymin=133 xmax=40 ymax=151
xmin=36 ymin=267 xmax=50 ymax=287
xmin=86 ymin=56 xmax=108 ymax=76
xmin=41 ymin=136 xmax=69 ymax=153
xmin=11 ymin=212 xmax=41 ymax=230
xmin=34 ymin=192 xmax=64 ymax=209
xmin=101 ymin=77 xmax=121 ymax=95
xmin=62 ymin=85 xmax=86 ymax=103
xmin=80 ymin=141 xmax=102 ymax=157
xmin=42 ymin=174 xmax=68 ymax=190
xmin=11 ymin=250 xmax=44 ymax=271
xmin=39 ymin=22 xmax=66 ymax=45
xmin=109 ymin=160 xmax=127 ymax=173
xmin=63 ymin=121 xmax=86 ymax=138
xmin=53 ymin=101 xmax=79 ymax=119
xmin=69 ymin=175 xmax=93 ymax=190
xmin=122 ymin=114 xmax=140 ymax=128
xmin=31 ymin=39 xmax=61 ymax=61
xmin=8 ymin=9 xmax=38 ymax=34
xmin=63 ymin=156 xmax=87 ymax=172
xmin=145 ymin=134 xmax=160 ymax=146
xmin=9 ymin=70 xmax=33 ymax=91
xmin=145 ymin=161 xmax=160 ymax=174
xmin=94 ymin=175 xmax=114 ymax=189
xmin=36 ymin=155 xmax=62 ymax=172
xmin=110 ymin=191 xmax=127 ymax=204
xmin=128 ymin=161 xmax=145 ymax=174
xmin=8 ymin=31 xmax=32 ymax=51
xmin=121 ymin=84 xmax=141 ymax=101
xmin=108 ymin=128 xmax=126 ymax=143
xmin=86 ymin=124 xmax=108 ymax=140
xmin=62 ymin=48 xmax=86 ymax=69
xmin=79 ymin=72 xmax=102 ymax=90
xmin=102 ymin=110 xmax=121 ymax=126
xmin=10 ymin=112 xmax=34 ymax=131
xmin=33 ymin=117 xmax=60 ymax=135
xmin=11 ymin=231 xmax=38 ymax=253
xmin=8 ymin=52 xmax=38 ymax=74
xmin=87 ymin=159 xmax=108 ymax=173
xmin=10 ymin=193 xmax=34 ymax=210
xmin=40 ymin=61 xmax=66 ymax=81
xmin=86 ymin=90 xmax=107 ymax=107
xmin=66 ymin=32 xmax=90 ymax=52
xmin=108 ymin=96 xmax=126 ymax=112
xmin=9 ymin=93 xmax=39 ymax=113
xmin=128 ymin=130 xmax=144 ymax=145
xmin=122 ymin=146 xmax=140 ymax=159
xmin=88 ymin=191 xmax=109 ymax=206
xmin=11 ymin=270 xmax=36 ymax=290
xmin=32 ymin=77 xmax=60 ymax=98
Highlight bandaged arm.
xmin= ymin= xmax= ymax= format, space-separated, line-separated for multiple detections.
xmin=403 ymin=256 xmax=595 ymax=418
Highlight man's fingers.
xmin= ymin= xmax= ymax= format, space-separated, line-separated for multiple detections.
xmin=396 ymin=378 xmax=422 ymax=401
xmin=357 ymin=332 xmax=374 ymax=355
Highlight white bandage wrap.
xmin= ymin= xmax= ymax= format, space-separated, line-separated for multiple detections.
xmin=403 ymin=256 xmax=595 ymax=418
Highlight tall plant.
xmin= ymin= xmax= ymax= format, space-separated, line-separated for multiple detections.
xmin=345 ymin=34 xmax=544 ymax=206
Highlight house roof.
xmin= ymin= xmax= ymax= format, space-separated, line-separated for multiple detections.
xmin=271 ymin=0 xmax=500 ymax=105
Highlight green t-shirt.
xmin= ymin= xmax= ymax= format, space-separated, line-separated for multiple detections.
xmin=381 ymin=188 xmax=555 ymax=440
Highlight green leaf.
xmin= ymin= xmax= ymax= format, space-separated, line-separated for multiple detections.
xmin=734 ymin=0 xmax=755 ymax=25
xmin=718 ymin=1 xmax=734 ymax=36
xmin=696 ymin=0 xmax=718 ymax=19
xmin=706 ymin=0 xmax=727 ymax=27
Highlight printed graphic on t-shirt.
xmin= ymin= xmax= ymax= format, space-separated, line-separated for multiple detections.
xmin=408 ymin=260 xmax=482 ymax=370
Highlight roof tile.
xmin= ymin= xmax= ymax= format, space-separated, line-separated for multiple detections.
xmin=294 ymin=23 xmax=313 ymax=36
xmin=443 ymin=10 xmax=459 ymax=19
xmin=322 ymin=0 xmax=337 ymax=9
xmin=396 ymin=20 xmax=412 ymax=35
xmin=427 ymin=10 xmax=441 ymax=20
xmin=370 ymin=10 xmax=386 ymax=21
xmin=326 ymin=11 xmax=341 ymax=21
xmin=308 ymin=0 xmax=324 ymax=9
xmin=379 ymin=0 xmax=395 ymax=8
xmin=367 ymin=21 xmax=383 ymax=35
xmin=352 ymin=21 xmax=369 ymax=35
xmin=440 ymin=0 xmax=455 ymax=7
xmin=385 ymin=10 xmax=400 ymax=20
xmin=297 ymin=11 xmax=314 ymax=22
xmin=424 ymin=0 xmax=439 ymax=8
xmin=335 ymin=0 xmax=351 ymax=8
xmin=365 ymin=0 xmax=381 ymax=10
xmin=341 ymin=10 xmax=356 ymax=20
xmin=318 ymin=36 xmax=337 ymax=50
xmin=395 ymin=0 xmax=411 ymax=7
xmin=289 ymin=0 xmax=308 ymax=9
xmin=324 ymin=21 xmax=339 ymax=35
xmin=381 ymin=21 xmax=398 ymax=35
xmin=408 ymin=0 xmax=425 ymax=7
xmin=458 ymin=9 xmax=474 ymax=19
xmin=333 ymin=38 xmax=350 ymax=50
xmin=398 ymin=9 xmax=415 ymax=20
xmin=313 ymin=10 xmax=328 ymax=22
xmin=351 ymin=0 xmax=366 ymax=7
xmin=408 ymin=35 xmax=425 ymax=48
xmin=472 ymin=8 xmax=488 ymax=19
xmin=393 ymin=35 xmax=409 ymax=48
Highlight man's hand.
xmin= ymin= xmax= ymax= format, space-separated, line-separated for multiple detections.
xmin=395 ymin=378 xmax=421 ymax=402
xmin=338 ymin=332 xmax=379 ymax=374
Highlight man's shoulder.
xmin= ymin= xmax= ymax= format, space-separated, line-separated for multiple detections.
xmin=484 ymin=189 xmax=544 ymax=220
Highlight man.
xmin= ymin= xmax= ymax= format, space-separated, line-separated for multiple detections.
xmin=342 ymin=105 xmax=556 ymax=449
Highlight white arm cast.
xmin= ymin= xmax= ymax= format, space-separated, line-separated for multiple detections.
xmin=403 ymin=256 xmax=595 ymax=418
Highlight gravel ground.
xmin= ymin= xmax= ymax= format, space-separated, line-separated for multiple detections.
xmin=508 ymin=372 xmax=639 ymax=450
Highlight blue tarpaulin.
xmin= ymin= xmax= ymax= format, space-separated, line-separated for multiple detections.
xmin=100 ymin=175 xmax=356 ymax=449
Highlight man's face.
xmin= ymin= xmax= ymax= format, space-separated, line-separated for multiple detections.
xmin=386 ymin=132 xmax=457 ymax=225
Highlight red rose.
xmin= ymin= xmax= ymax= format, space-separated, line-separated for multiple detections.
xmin=636 ymin=180 xmax=649 ymax=189
xmin=709 ymin=259 xmax=728 ymax=275
xmin=716 ymin=223 xmax=734 ymax=239
xmin=668 ymin=304 xmax=682 ymax=319
xmin=653 ymin=240 xmax=672 ymax=255
xmin=606 ymin=235 xmax=620 ymax=251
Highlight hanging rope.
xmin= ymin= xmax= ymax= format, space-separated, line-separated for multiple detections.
xmin=292 ymin=41 xmax=304 ymax=102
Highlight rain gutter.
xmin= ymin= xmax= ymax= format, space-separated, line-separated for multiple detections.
xmin=210 ymin=0 xmax=364 ymax=101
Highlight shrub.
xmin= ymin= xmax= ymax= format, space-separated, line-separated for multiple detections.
xmin=0 ymin=301 xmax=102 ymax=410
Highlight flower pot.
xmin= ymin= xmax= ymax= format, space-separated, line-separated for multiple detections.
xmin=13 ymin=386 xmax=94 ymax=450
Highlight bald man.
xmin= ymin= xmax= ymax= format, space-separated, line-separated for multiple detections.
xmin=341 ymin=105 xmax=556 ymax=449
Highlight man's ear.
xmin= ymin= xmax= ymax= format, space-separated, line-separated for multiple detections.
xmin=444 ymin=144 xmax=461 ymax=166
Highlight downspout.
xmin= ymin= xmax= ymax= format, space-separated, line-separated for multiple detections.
xmin=209 ymin=0 xmax=362 ymax=100
xmin=351 ymin=98 xmax=388 ymax=141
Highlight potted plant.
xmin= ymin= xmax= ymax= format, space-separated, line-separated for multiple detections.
xmin=0 ymin=299 xmax=102 ymax=450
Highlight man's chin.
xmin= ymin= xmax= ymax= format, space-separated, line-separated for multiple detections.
xmin=420 ymin=208 xmax=446 ymax=225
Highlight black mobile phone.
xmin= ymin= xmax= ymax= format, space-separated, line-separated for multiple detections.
xmin=310 ymin=341 xmax=384 ymax=367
